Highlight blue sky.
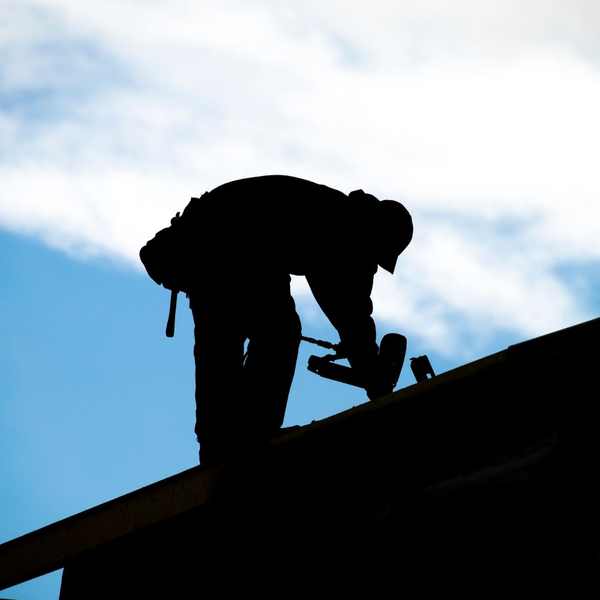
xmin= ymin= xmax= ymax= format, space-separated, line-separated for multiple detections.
xmin=2 ymin=1 xmax=600 ymax=598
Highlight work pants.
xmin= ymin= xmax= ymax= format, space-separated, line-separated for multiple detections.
xmin=190 ymin=273 xmax=301 ymax=465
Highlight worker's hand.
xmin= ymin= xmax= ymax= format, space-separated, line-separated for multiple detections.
xmin=365 ymin=377 xmax=393 ymax=401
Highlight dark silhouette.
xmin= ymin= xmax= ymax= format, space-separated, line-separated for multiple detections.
xmin=140 ymin=175 xmax=413 ymax=465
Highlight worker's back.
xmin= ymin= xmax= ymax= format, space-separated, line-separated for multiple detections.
xmin=180 ymin=175 xmax=380 ymax=277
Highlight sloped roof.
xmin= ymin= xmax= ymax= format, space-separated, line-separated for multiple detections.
xmin=2 ymin=318 xmax=600 ymax=597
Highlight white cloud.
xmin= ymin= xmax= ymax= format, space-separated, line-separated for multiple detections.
xmin=2 ymin=0 xmax=600 ymax=356
xmin=372 ymin=216 xmax=592 ymax=357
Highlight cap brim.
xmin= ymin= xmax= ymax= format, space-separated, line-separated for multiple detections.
xmin=378 ymin=254 xmax=398 ymax=274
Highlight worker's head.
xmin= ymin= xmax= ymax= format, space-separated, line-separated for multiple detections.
xmin=375 ymin=200 xmax=413 ymax=274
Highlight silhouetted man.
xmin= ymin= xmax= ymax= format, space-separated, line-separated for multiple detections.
xmin=170 ymin=175 xmax=412 ymax=465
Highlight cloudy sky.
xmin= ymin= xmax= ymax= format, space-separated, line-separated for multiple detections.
xmin=2 ymin=1 xmax=599 ymax=597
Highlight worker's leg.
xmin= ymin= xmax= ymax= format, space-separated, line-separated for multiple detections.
xmin=191 ymin=297 xmax=246 ymax=465
xmin=240 ymin=277 xmax=302 ymax=443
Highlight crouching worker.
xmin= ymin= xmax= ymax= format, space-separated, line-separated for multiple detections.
xmin=140 ymin=175 xmax=413 ymax=465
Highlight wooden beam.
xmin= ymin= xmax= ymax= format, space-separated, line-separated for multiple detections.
xmin=0 ymin=462 xmax=224 ymax=590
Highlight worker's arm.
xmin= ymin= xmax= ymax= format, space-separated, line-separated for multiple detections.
xmin=306 ymin=262 xmax=391 ymax=400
